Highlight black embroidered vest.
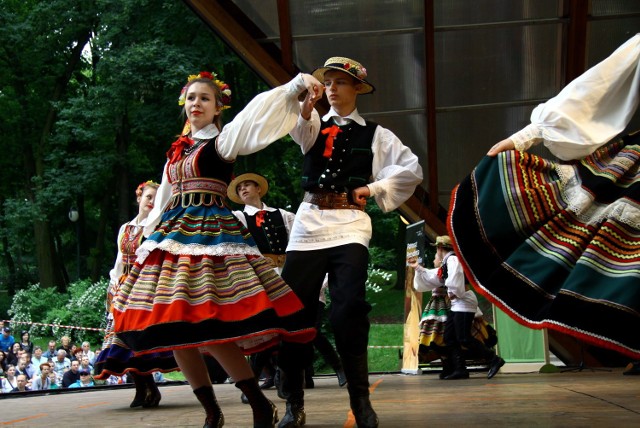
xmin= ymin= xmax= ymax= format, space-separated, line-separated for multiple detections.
xmin=301 ymin=120 xmax=377 ymax=192
xmin=243 ymin=210 xmax=288 ymax=254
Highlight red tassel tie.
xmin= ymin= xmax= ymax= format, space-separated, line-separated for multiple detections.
xmin=255 ymin=210 xmax=266 ymax=227
xmin=320 ymin=125 xmax=342 ymax=158
xmin=166 ymin=135 xmax=194 ymax=164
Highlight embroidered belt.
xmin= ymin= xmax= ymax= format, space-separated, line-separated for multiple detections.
xmin=303 ymin=190 xmax=365 ymax=211
xmin=263 ymin=253 xmax=286 ymax=268
xmin=169 ymin=178 xmax=228 ymax=209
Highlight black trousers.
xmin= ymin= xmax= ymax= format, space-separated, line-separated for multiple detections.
xmin=444 ymin=311 xmax=495 ymax=361
xmin=278 ymin=244 xmax=371 ymax=371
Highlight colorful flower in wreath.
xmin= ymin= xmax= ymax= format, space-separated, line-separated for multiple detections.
xmin=178 ymin=71 xmax=232 ymax=109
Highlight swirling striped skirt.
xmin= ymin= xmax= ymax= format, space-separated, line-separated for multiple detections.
xmin=113 ymin=203 xmax=314 ymax=356
xmin=449 ymin=134 xmax=640 ymax=359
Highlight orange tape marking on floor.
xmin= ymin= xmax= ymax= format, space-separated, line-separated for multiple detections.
xmin=343 ymin=378 xmax=383 ymax=428
xmin=1 ymin=413 xmax=48 ymax=425
xmin=78 ymin=401 xmax=111 ymax=409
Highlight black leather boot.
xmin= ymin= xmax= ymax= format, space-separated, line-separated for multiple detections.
xmin=142 ymin=373 xmax=161 ymax=408
xmin=129 ymin=372 xmax=147 ymax=408
xmin=343 ymin=352 xmax=378 ymax=428
xmin=193 ymin=385 xmax=224 ymax=428
xmin=235 ymin=378 xmax=278 ymax=428
xmin=438 ymin=356 xmax=454 ymax=380
xmin=443 ymin=348 xmax=469 ymax=380
xmin=277 ymin=369 xmax=305 ymax=428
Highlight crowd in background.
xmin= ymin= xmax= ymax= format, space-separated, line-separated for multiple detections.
xmin=0 ymin=322 xmax=159 ymax=394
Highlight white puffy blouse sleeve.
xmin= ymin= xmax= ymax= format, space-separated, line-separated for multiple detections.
xmin=413 ymin=266 xmax=442 ymax=292
xmin=217 ymin=74 xmax=308 ymax=160
xmin=368 ymin=126 xmax=423 ymax=212
xmin=510 ymin=33 xmax=640 ymax=161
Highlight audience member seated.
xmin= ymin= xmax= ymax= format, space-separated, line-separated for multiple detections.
xmin=61 ymin=360 xmax=81 ymax=388
xmin=42 ymin=340 xmax=57 ymax=360
xmin=18 ymin=331 xmax=34 ymax=354
xmin=68 ymin=369 xmax=94 ymax=388
xmin=52 ymin=349 xmax=71 ymax=377
xmin=31 ymin=363 xmax=53 ymax=391
xmin=0 ymin=350 xmax=7 ymax=377
xmin=80 ymin=355 xmax=94 ymax=374
xmin=11 ymin=374 xmax=29 ymax=392
xmin=6 ymin=342 xmax=21 ymax=366
xmin=71 ymin=347 xmax=83 ymax=362
xmin=1 ymin=365 xmax=17 ymax=392
xmin=0 ymin=326 xmax=14 ymax=353
xmin=31 ymin=346 xmax=46 ymax=375
xmin=57 ymin=336 xmax=72 ymax=359
xmin=81 ymin=341 xmax=95 ymax=365
xmin=49 ymin=371 xmax=61 ymax=389
xmin=15 ymin=357 xmax=28 ymax=378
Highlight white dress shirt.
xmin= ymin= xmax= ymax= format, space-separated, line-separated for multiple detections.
xmin=287 ymin=107 xmax=423 ymax=251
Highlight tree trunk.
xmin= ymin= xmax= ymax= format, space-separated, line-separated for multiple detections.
xmin=34 ymin=220 xmax=66 ymax=291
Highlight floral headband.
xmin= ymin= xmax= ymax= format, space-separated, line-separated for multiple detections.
xmin=136 ymin=180 xmax=159 ymax=195
xmin=178 ymin=71 xmax=232 ymax=110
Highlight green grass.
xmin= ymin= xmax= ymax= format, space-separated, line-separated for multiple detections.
xmin=367 ymin=275 xmax=405 ymax=372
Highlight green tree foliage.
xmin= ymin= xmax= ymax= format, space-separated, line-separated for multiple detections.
xmin=0 ymin=0 xmax=408 ymax=322
xmin=0 ymin=0 xmax=268 ymax=296
xmin=8 ymin=279 xmax=107 ymax=345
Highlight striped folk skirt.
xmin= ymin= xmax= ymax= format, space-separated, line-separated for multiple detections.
xmin=112 ymin=204 xmax=314 ymax=356
xmin=448 ymin=134 xmax=640 ymax=359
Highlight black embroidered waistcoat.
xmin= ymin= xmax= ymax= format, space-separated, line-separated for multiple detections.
xmin=301 ymin=120 xmax=377 ymax=193
xmin=243 ymin=210 xmax=288 ymax=254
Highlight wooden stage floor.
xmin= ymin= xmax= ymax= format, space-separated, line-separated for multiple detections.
xmin=1 ymin=369 xmax=639 ymax=427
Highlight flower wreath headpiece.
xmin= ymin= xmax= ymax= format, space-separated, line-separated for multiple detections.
xmin=178 ymin=71 xmax=232 ymax=110
xmin=136 ymin=180 xmax=159 ymax=194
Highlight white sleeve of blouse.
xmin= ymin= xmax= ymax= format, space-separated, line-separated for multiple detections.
xmin=509 ymin=33 xmax=640 ymax=160
xmin=368 ymin=126 xmax=424 ymax=212
xmin=217 ymin=74 xmax=308 ymax=160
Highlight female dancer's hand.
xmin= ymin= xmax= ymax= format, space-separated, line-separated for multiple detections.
xmin=487 ymin=138 xmax=515 ymax=157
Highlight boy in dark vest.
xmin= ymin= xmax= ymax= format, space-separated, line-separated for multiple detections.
xmin=277 ymin=57 xmax=423 ymax=428
xmin=229 ymin=173 xmax=294 ymax=401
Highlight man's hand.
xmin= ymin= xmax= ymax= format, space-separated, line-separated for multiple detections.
xmin=351 ymin=186 xmax=370 ymax=207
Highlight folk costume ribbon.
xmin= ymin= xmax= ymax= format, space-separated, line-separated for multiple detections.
xmin=321 ymin=125 xmax=342 ymax=158
xmin=166 ymin=135 xmax=194 ymax=164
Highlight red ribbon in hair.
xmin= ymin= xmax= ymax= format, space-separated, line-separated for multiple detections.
xmin=255 ymin=210 xmax=266 ymax=227
xmin=320 ymin=125 xmax=342 ymax=158
xmin=166 ymin=135 xmax=194 ymax=164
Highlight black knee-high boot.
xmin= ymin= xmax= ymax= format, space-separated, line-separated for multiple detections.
xmin=277 ymin=369 xmax=306 ymax=428
xmin=443 ymin=347 xmax=469 ymax=380
xmin=129 ymin=372 xmax=147 ymax=408
xmin=193 ymin=385 xmax=224 ymax=428
xmin=235 ymin=378 xmax=278 ymax=428
xmin=343 ymin=352 xmax=378 ymax=428
xmin=142 ymin=373 xmax=161 ymax=408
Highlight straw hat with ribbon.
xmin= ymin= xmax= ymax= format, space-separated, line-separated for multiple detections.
xmin=227 ymin=173 xmax=269 ymax=204
xmin=431 ymin=235 xmax=453 ymax=249
xmin=312 ymin=57 xmax=375 ymax=94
